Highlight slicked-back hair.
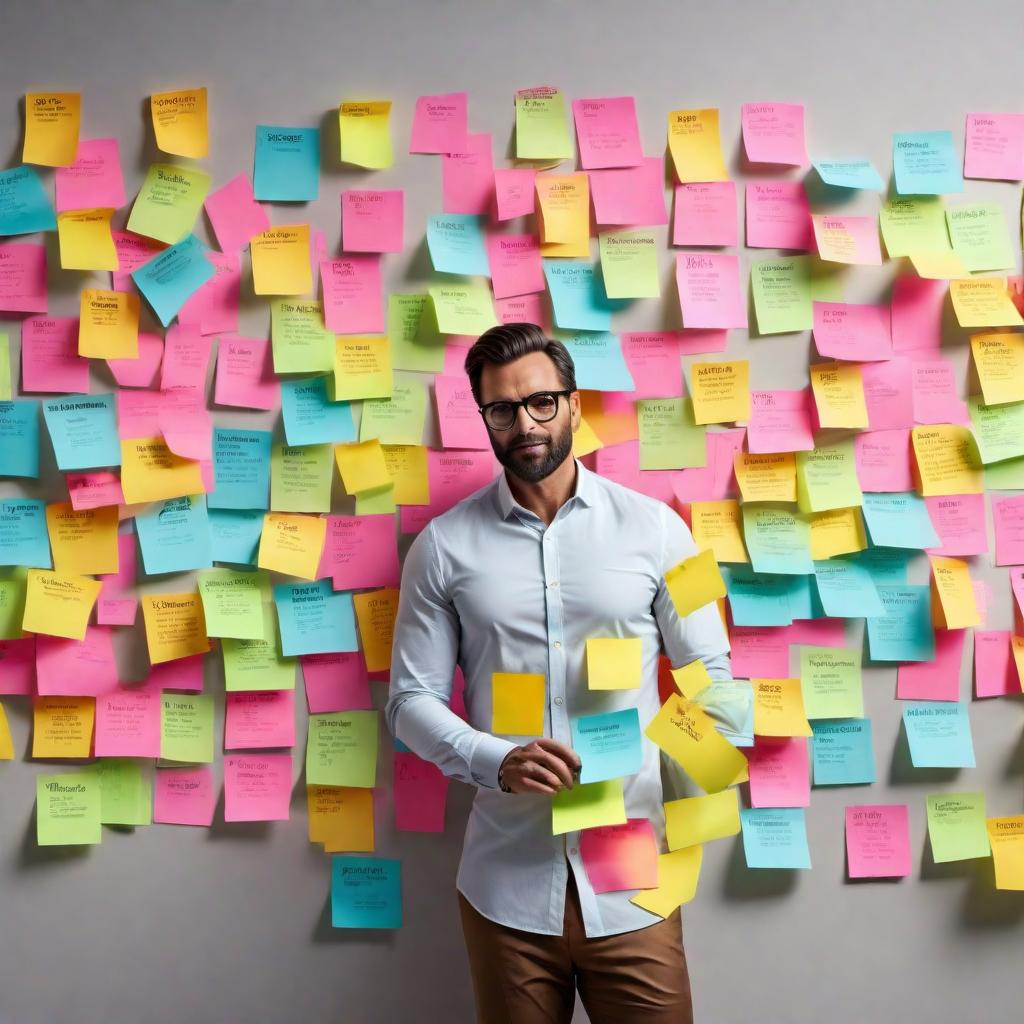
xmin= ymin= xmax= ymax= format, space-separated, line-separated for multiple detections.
xmin=464 ymin=323 xmax=577 ymax=406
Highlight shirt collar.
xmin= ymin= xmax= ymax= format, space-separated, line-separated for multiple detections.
xmin=495 ymin=458 xmax=595 ymax=521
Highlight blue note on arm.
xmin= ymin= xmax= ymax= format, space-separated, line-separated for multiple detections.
xmin=811 ymin=719 xmax=876 ymax=785
xmin=0 ymin=400 xmax=40 ymax=478
xmin=42 ymin=394 xmax=121 ymax=471
xmin=571 ymin=708 xmax=643 ymax=783
xmin=253 ymin=125 xmax=320 ymax=201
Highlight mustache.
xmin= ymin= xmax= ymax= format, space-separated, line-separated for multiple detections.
xmin=508 ymin=434 xmax=551 ymax=449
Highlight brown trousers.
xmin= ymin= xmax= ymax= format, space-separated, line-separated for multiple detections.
xmin=457 ymin=871 xmax=693 ymax=1023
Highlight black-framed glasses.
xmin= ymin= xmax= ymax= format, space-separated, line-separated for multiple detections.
xmin=478 ymin=390 xmax=573 ymax=431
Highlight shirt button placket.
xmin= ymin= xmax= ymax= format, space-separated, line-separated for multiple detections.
xmin=543 ymin=530 xmax=568 ymax=745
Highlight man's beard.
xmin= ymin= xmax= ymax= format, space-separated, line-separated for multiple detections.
xmin=491 ymin=423 xmax=574 ymax=483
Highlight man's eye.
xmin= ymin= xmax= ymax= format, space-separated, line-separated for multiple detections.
xmin=491 ymin=404 xmax=514 ymax=416
xmin=530 ymin=396 xmax=555 ymax=411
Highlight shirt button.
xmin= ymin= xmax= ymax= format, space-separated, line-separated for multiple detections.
xmin=548 ymin=581 xmax=559 ymax=589
xmin=554 ymin=697 xmax=564 ymax=707
xmin=569 ymin=847 xmax=578 ymax=857
xmin=553 ymin=640 xmax=561 ymax=649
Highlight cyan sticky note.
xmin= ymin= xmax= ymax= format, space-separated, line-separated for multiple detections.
xmin=274 ymin=579 xmax=357 ymax=657
xmin=280 ymin=376 xmax=357 ymax=447
xmin=903 ymin=702 xmax=975 ymax=769
xmin=812 ymin=558 xmax=885 ymax=618
xmin=207 ymin=508 xmax=264 ymax=566
xmin=861 ymin=493 xmax=940 ymax=549
xmin=0 ymin=166 xmax=56 ymax=235
xmin=740 ymin=807 xmax=811 ymax=869
xmin=813 ymin=159 xmax=884 ymax=191
xmin=571 ymin=708 xmax=643 ymax=784
xmin=135 ymin=495 xmax=213 ymax=575
xmin=722 ymin=566 xmax=798 ymax=627
xmin=544 ymin=261 xmax=626 ymax=332
xmin=254 ymin=125 xmax=320 ymax=201
xmin=853 ymin=546 xmax=912 ymax=586
xmin=132 ymin=233 xmax=215 ymax=327
xmin=557 ymin=331 xmax=634 ymax=391
xmin=426 ymin=214 xmax=490 ymax=276
xmin=892 ymin=131 xmax=963 ymax=196
xmin=811 ymin=719 xmax=876 ymax=785
xmin=866 ymin=584 xmax=935 ymax=662
xmin=209 ymin=427 xmax=272 ymax=510
xmin=331 ymin=856 xmax=402 ymax=929
xmin=0 ymin=400 xmax=40 ymax=478
xmin=42 ymin=394 xmax=120 ymax=471
xmin=0 ymin=498 xmax=51 ymax=567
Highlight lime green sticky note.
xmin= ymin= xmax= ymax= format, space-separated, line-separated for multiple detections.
xmin=270 ymin=299 xmax=334 ymax=374
xmin=359 ymin=378 xmax=428 ymax=445
xmin=424 ymin=281 xmax=497 ymax=338
xmin=354 ymin=484 xmax=397 ymax=515
xmin=270 ymin=442 xmax=334 ymax=513
xmin=515 ymin=88 xmax=573 ymax=161
xmin=388 ymin=294 xmax=445 ymax=373
xmin=946 ymin=204 xmax=1014 ymax=273
xmin=796 ymin=440 xmax=862 ymax=513
xmin=799 ymin=646 xmax=864 ymax=719
xmin=306 ymin=710 xmax=379 ymax=787
xmin=985 ymin=454 xmax=1024 ymax=490
xmin=197 ymin=568 xmax=268 ymax=640
xmin=599 ymin=230 xmax=661 ymax=299
xmin=36 ymin=772 xmax=102 ymax=846
xmin=927 ymin=792 xmax=990 ymax=863
xmin=750 ymin=255 xmax=842 ymax=334
xmin=637 ymin=397 xmax=706 ymax=471
xmin=968 ymin=396 xmax=1024 ymax=465
xmin=0 ymin=568 xmax=27 ymax=639
xmin=222 ymin=604 xmax=296 ymax=691
xmin=552 ymin=779 xmax=627 ymax=835
xmin=0 ymin=333 xmax=11 ymax=401
xmin=85 ymin=758 xmax=152 ymax=826
xmin=879 ymin=196 xmax=950 ymax=258
xmin=160 ymin=693 xmax=214 ymax=763
xmin=126 ymin=162 xmax=210 ymax=245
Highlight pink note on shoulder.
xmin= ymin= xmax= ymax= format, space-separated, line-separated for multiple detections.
xmin=204 ymin=174 xmax=269 ymax=252
xmin=846 ymin=804 xmax=911 ymax=878
xmin=154 ymin=765 xmax=217 ymax=826
xmin=486 ymin=234 xmax=544 ymax=300
xmin=748 ymin=390 xmax=814 ymax=453
xmin=224 ymin=690 xmax=295 ymax=750
xmin=434 ymin=374 xmax=491 ymax=449
xmin=813 ymin=302 xmax=892 ymax=361
xmin=301 ymin=652 xmax=371 ymax=713
xmin=494 ymin=168 xmax=536 ymax=222
xmin=891 ymin=277 xmax=945 ymax=353
xmin=741 ymin=103 xmax=807 ymax=166
xmin=224 ymin=752 xmax=292 ymax=822
xmin=341 ymin=190 xmax=404 ymax=253
xmin=107 ymin=331 xmax=163 ymax=388
xmin=589 ymin=157 xmax=667 ymax=226
xmin=94 ymin=688 xmax=161 ymax=757
xmin=442 ymin=132 xmax=494 ymax=215
xmin=673 ymin=182 xmax=738 ymax=247
xmin=320 ymin=255 xmax=384 ymax=334
xmin=963 ymin=113 xmax=1024 ymax=181
xmin=747 ymin=736 xmax=810 ymax=807
xmin=579 ymin=818 xmax=659 ymax=893
xmin=0 ymin=242 xmax=47 ymax=313
xmin=973 ymin=631 xmax=1019 ymax=697
xmin=745 ymin=181 xmax=813 ymax=250
xmin=55 ymin=138 xmax=126 ymax=213
xmin=854 ymin=429 xmax=914 ymax=492
xmin=394 ymin=751 xmax=449 ymax=832
xmin=0 ymin=637 xmax=36 ymax=695
xmin=896 ymin=628 xmax=965 ymax=700
xmin=572 ymin=97 xmax=643 ymax=170
xmin=214 ymin=335 xmax=280 ymax=410
xmin=410 ymin=92 xmax=468 ymax=154
xmin=21 ymin=316 xmax=89 ymax=393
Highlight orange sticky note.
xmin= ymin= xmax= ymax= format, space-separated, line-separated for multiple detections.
xmin=492 ymin=672 xmax=546 ymax=735
xmin=257 ymin=512 xmax=326 ymax=581
xmin=78 ymin=289 xmax=140 ymax=359
xmin=307 ymin=784 xmax=376 ymax=851
xmin=251 ymin=225 xmax=312 ymax=296
xmin=24 ymin=92 xmax=81 ymax=166
xmin=353 ymin=588 xmax=399 ymax=673
xmin=141 ymin=592 xmax=210 ymax=665
xmin=45 ymin=503 xmax=119 ymax=576
xmin=32 ymin=696 xmax=95 ymax=758
xmin=751 ymin=678 xmax=812 ymax=737
xmin=150 ymin=88 xmax=209 ymax=159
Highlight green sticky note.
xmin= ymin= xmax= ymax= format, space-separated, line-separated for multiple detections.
xmin=799 ymin=646 xmax=864 ymax=719
xmin=742 ymin=505 xmax=814 ymax=575
xmin=388 ymin=294 xmax=445 ymax=373
xmin=796 ymin=440 xmax=862 ymax=513
xmin=967 ymin=396 xmax=1024 ymax=464
xmin=985 ymin=454 xmax=1024 ymax=490
xmin=222 ymin=603 xmax=296 ymax=691
xmin=306 ymin=710 xmax=379 ymax=787
xmin=126 ymin=162 xmax=211 ymax=245
xmin=0 ymin=333 xmax=11 ymax=401
xmin=926 ymin=792 xmax=990 ymax=863
xmin=0 ymin=568 xmax=27 ymax=639
xmin=551 ymin=778 xmax=627 ymax=835
xmin=197 ymin=567 xmax=268 ymax=640
xmin=424 ymin=282 xmax=498 ymax=338
xmin=84 ymin=758 xmax=152 ymax=826
xmin=270 ymin=442 xmax=334 ymax=513
xmin=515 ymin=89 xmax=573 ymax=161
xmin=36 ymin=771 xmax=102 ymax=846
xmin=354 ymin=484 xmax=397 ymax=515
xmin=879 ymin=196 xmax=950 ymax=258
xmin=946 ymin=204 xmax=1015 ymax=273
xmin=160 ymin=693 xmax=214 ymax=763
xmin=637 ymin=397 xmax=706 ymax=470
xmin=750 ymin=255 xmax=842 ymax=334
xmin=359 ymin=378 xmax=428 ymax=445
xmin=270 ymin=299 xmax=334 ymax=374
xmin=599 ymin=230 xmax=661 ymax=299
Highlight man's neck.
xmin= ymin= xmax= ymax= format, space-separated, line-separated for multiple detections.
xmin=505 ymin=457 xmax=577 ymax=526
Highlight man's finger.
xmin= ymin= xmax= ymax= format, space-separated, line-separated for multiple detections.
xmin=533 ymin=737 xmax=582 ymax=771
xmin=518 ymin=777 xmax=559 ymax=796
xmin=532 ymin=750 xmax=575 ymax=789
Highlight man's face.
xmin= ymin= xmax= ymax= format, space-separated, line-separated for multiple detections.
xmin=479 ymin=351 xmax=580 ymax=484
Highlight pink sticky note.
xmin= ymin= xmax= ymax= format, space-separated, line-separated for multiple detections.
xmin=974 ymin=631 xmax=1020 ymax=697
xmin=748 ymin=390 xmax=814 ymax=454
xmin=341 ymin=190 xmax=404 ymax=253
xmin=963 ymin=113 xmax=1024 ymax=181
xmin=593 ymin=439 xmax=675 ymax=504
xmin=97 ymin=532 xmax=138 ymax=626
xmin=783 ymin=618 xmax=847 ymax=648
xmin=811 ymin=215 xmax=882 ymax=265
xmin=813 ymin=302 xmax=892 ymax=361
xmin=486 ymin=233 xmax=544 ymax=300
xmin=675 ymin=253 xmax=747 ymax=329
xmin=620 ymin=333 xmax=683 ymax=400
xmin=214 ymin=335 xmax=279 ymax=410
xmin=107 ymin=331 xmax=163 ymax=388
xmin=973 ymin=580 xmax=991 ymax=628
xmin=111 ymin=231 xmax=166 ymax=293
xmin=154 ymin=765 xmax=216 ymax=826
xmin=897 ymin=628 xmax=965 ymax=700
xmin=161 ymin=324 xmax=212 ymax=395
xmin=741 ymin=102 xmax=807 ymax=165
xmin=54 ymin=138 xmax=126 ymax=213
xmin=143 ymin=654 xmax=205 ymax=693
xmin=400 ymin=450 xmax=498 ymax=534
xmin=178 ymin=251 xmax=240 ymax=336
xmin=394 ymin=751 xmax=450 ymax=832
xmin=94 ymin=688 xmax=161 ymax=757
xmin=224 ymin=752 xmax=292 ymax=822
xmin=159 ymin=391 xmax=213 ymax=462
xmin=21 ymin=317 xmax=89 ymax=394
xmin=579 ymin=818 xmax=659 ymax=893
xmin=320 ymin=255 xmax=384 ymax=335
xmin=410 ymin=92 xmax=468 ymax=154
xmin=0 ymin=637 xmax=36 ymax=695
xmin=994 ymin=496 xmax=1024 ymax=565
xmin=747 ymin=736 xmax=810 ymax=808
xmin=301 ymin=652 xmax=371 ymax=713
xmin=924 ymin=494 xmax=988 ymax=557
xmin=912 ymin=358 xmax=969 ymax=425
xmin=845 ymin=804 xmax=911 ymax=879
xmin=67 ymin=470 xmax=124 ymax=511
xmin=319 ymin=514 xmax=401 ymax=590
xmin=224 ymin=690 xmax=295 ymax=750
xmin=891 ymin=277 xmax=946 ymax=354
xmin=204 ymin=174 xmax=270 ymax=252
xmin=442 ymin=343 xmax=472 ymax=377
xmin=495 ymin=291 xmax=549 ymax=330
xmin=1010 ymin=569 xmax=1024 ymax=622
xmin=745 ymin=182 xmax=813 ymax=250
xmin=36 ymin=626 xmax=119 ymax=696
xmin=572 ymin=97 xmax=643 ymax=170
xmin=494 ymin=168 xmax=536 ymax=221
xmin=0 ymin=243 xmax=47 ymax=313
xmin=678 ymin=328 xmax=729 ymax=355
xmin=854 ymin=429 xmax=915 ymax=492
xmin=861 ymin=358 xmax=914 ymax=431
xmin=442 ymin=132 xmax=495 ymax=215
xmin=728 ymin=627 xmax=790 ymax=679
xmin=673 ymin=182 xmax=738 ymax=247
xmin=434 ymin=374 xmax=491 ymax=450
xmin=116 ymin=389 xmax=162 ymax=439
xmin=588 ymin=157 xmax=668 ymax=226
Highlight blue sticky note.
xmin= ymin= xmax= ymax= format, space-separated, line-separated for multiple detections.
xmin=207 ymin=508 xmax=264 ymax=566
xmin=253 ymin=125 xmax=320 ymax=201
xmin=903 ymin=702 xmax=975 ymax=769
xmin=0 ymin=401 xmax=40 ymax=478
xmin=811 ymin=719 xmax=876 ymax=785
xmin=866 ymin=584 xmax=935 ymax=662
xmin=812 ymin=558 xmax=885 ymax=618
xmin=722 ymin=566 xmax=797 ymax=626
xmin=813 ymin=159 xmax=884 ymax=191
xmin=0 ymin=166 xmax=56 ymax=235
xmin=135 ymin=496 xmax=213 ymax=576
xmin=861 ymin=493 xmax=940 ymax=549
xmin=744 ymin=509 xmax=814 ymax=576
xmin=331 ymin=856 xmax=402 ymax=929
xmin=280 ymin=377 xmax=357 ymax=446
xmin=696 ymin=680 xmax=754 ymax=748
xmin=557 ymin=331 xmax=634 ymax=391
xmin=786 ymin=573 xmax=821 ymax=621
xmin=739 ymin=808 xmax=812 ymax=869
xmin=132 ymin=233 xmax=215 ymax=327
xmin=571 ymin=708 xmax=642 ymax=784
xmin=393 ymin=737 xmax=412 ymax=753
xmin=41 ymin=394 xmax=120 ymax=471
xmin=852 ymin=545 xmax=913 ymax=586
xmin=0 ymin=498 xmax=51 ymax=567
xmin=544 ymin=261 xmax=627 ymax=332
xmin=274 ymin=579 xmax=357 ymax=657
xmin=209 ymin=427 xmax=272 ymax=510
xmin=892 ymin=131 xmax=963 ymax=195
xmin=426 ymin=215 xmax=490 ymax=276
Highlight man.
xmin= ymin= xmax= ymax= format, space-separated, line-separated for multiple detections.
xmin=386 ymin=323 xmax=732 ymax=1023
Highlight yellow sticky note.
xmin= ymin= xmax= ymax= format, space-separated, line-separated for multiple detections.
xmin=57 ymin=209 xmax=118 ymax=271
xmin=664 ymin=548 xmax=727 ymax=617
xmin=381 ymin=444 xmax=430 ymax=505
xmin=0 ymin=333 xmax=11 ymax=401
xmin=251 ymin=225 xmax=312 ymax=296
xmin=808 ymin=507 xmax=867 ymax=560
xmin=665 ymin=788 xmax=740 ymax=850
xmin=667 ymin=109 xmax=729 ymax=182
xmin=24 ymin=92 xmax=81 ymax=166
xmin=552 ymin=779 xmax=627 ymax=835
xmin=930 ymin=555 xmax=981 ymax=629
xmin=911 ymin=426 xmax=984 ymax=496
xmin=751 ymin=678 xmax=812 ymax=737
xmin=987 ymin=816 xmax=1024 ymax=890
xmin=32 ymin=696 xmax=94 ymax=758
xmin=810 ymin=362 xmax=869 ymax=429
xmin=336 ymin=440 xmax=391 ymax=494
xmin=353 ymin=588 xmax=399 ymax=673
xmin=630 ymin=846 xmax=703 ymax=917
xmin=571 ymin=416 xmax=604 ymax=458
xmin=950 ymin=278 xmax=1024 ymax=328
xmin=734 ymin=452 xmax=797 ymax=503
xmin=691 ymin=500 xmax=748 ymax=564
xmin=1010 ymin=637 xmax=1024 ymax=692
xmin=670 ymin=659 xmax=713 ymax=700
xmin=45 ymin=503 xmax=119 ymax=576
xmin=339 ymin=100 xmax=392 ymax=169
xmin=536 ymin=173 xmax=590 ymax=257
xmin=690 ymin=361 xmax=750 ymax=425
xmin=0 ymin=702 xmax=14 ymax=760
xmin=23 ymin=570 xmax=101 ymax=641
xmin=334 ymin=336 xmax=393 ymax=401
xmin=257 ymin=513 xmax=326 ymax=581
xmin=585 ymin=637 xmax=642 ymax=690
xmin=78 ymin=289 xmax=139 ymax=358
xmin=579 ymin=390 xmax=638 ymax=446
xmin=970 ymin=331 xmax=1024 ymax=406
xmin=492 ymin=672 xmax=546 ymax=735
xmin=909 ymin=250 xmax=968 ymax=280
xmin=120 ymin=437 xmax=205 ymax=505
xmin=150 ymin=88 xmax=208 ymax=158
xmin=645 ymin=693 xmax=748 ymax=793
xmin=307 ymin=784 xmax=375 ymax=852
xmin=140 ymin=592 xmax=210 ymax=665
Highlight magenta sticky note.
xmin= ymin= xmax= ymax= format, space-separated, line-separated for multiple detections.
xmin=36 ymin=626 xmax=119 ymax=697
xmin=67 ymin=470 xmax=124 ymax=511
xmin=154 ymin=765 xmax=216 ymax=826
xmin=897 ymin=628 xmax=965 ymax=701
xmin=579 ymin=818 xmax=659 ymax=894
xmin=912 ymin=358 xmax=969 ymax=425
xmin=107 ymin=331 xmax=163 ymax=388
xmin=410 ymin=92 xmax=468 ymax=154
xmin=675 ymin=253 xmax=747 ymax=329
xmin=678 ymin=328 xmax=729 ymax=355
xmin=963 ymin=113 xmax=1024 ymax=181
xmin=301 ymin=652 xmax=371 ymax=713
xmin=224 ymin=752 xmax=292 ymax=822
xmin=994 ymin=496 xmax=1024 ymax=565
xmin=341 ymin=190 xmax=403 ymax=253
xmin=21 ymin=316 xmax=89 ymax=394
xmin=741 ymin=103 xmax=808 ymax=166
xmin=486 ymin=233 xmax=544 ymax=300
xmin=572 ymin=96 xmax=643 ymax=170
xmin=204 ymin=174 xmax=270 ymax=252
xmin=924 ymin=494 xmax=988 ymax=557
xmin=891 ymin=277 xmax=945 ymax=354
xmin=116 ymin=389 xmax=161 ymax=439
xmin=813 ymin=302 xmax=892 ymax=361
xmin=673 ymin=182 xmax=738 ymax=247
xmin=729 ymin=627 xmax=790 ymax=679
xmin=845 ymin=804 xmax=911 ymax=879
xmin=495 ymin=291 xmax=549 ymax=330
xmin=816 ymin=215 xmax=882 ymax=265
xmin=596 ymin=439 xmax=674 ymax=505
xmin=399 ymin=450 xmax=498 ymax=534
xmin=0 ymin=242 xmax=47 ymax=313
xmin=854 ymin=429 xmax=915 ymax=492
xmin=748 ymin=736 xmax=810 ymax=808
xmin=974 ymin=631 xmax=1019 ymax=698
xmin=1010 ymin=568 xmax=1024 ymax=622
xmin=861 ymin=358 xmax=914 ymax=431
xmin=224 ymin=690 xmax=295 ymax=750
xmin=159 ymin=392 xmax=213 ymax=461
xmin=442 ymin=343 xmax=472 ymax=378
xmin=320 ymin=255 xmax=384 ymax=335
xmin=620 ymin=332 xmax=683 ymax=400
xmin=494 ymin=168 xmax=536 ymax=221
xmin=161 ymin=323 xmax=212 ymax=395
xmin=319 ymin=514 xmax=401 ymax=590
xmin=0 ymin=637 xmax=36 ymax=695
xmin=94 ymin=688 xmax=161 ymax=757
xmin=748 ymin=390 xmax=814 ymax=454
xmin=745 ymin=181 xmax=813 ymax=250
xmin=783 ymin=618 xmax=847 ymax=648
xmin=394 ymin=751 xmax=449 ymax=833
xmin=178 ymin=251 xmax=240 ymax=336
xmin=214 ymin=335 xmax=279 ymax=410
xmin=54 ymin=138 xmax=126 ymax=213
xmin=97 ymin=532 xmax=138 ymax=626
xmin=112 ymin=231 xmax=166 ymax=294
xmin=589 ymin=157 xmax=668 ymax=226
xmin=434 ymin=374 xmax=491 ymax=450
xmin=442 ymin=132 xmax=494 ymax=215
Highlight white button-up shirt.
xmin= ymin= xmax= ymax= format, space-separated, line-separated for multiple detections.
xmin=385 ymin=459 xmax=732 ymax=937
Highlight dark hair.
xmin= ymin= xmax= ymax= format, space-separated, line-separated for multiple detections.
xmin=464 ymin=323 xmax=577 ymax=406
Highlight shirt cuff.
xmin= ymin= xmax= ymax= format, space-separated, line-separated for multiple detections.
xmin=469 ymin=733 xmax=519 ymax=790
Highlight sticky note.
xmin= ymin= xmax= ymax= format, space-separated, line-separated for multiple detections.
xmin=42 ymin=394 xmax=120 ymax=471
xmin=747 ymin=736 xmax=810 ymax=808
xmin=441 ymin=132 xmax=494 ymax=215
xmin=690 ymin=500 xmax=747 ymax=564
xmin=120 ymin=437 xmax=203 ymax=505
xmin=963 ymin=112 xmax=1024 ymax=181
xmin=271 ymin=443 xmax=333 ymax=514
xmin=56 ymin=208 xmax=118 ymax=271
xmin=94 ymin=692 xmax=161 ymax=760
xmin=664 ymin=788 xmax=740 ymax=850
xmin=0 ymin=400 xmax=38 ymax=479
xmin=309 ymin=782 xmax=376 ymax=848
xmin=45 ymin=503 xmax=118 ymax=576
xmin=750 ymin=255 xmax=840 ymax=334
xmin=0 ymin=703 xmax=13 ymax=759
xmin=339 ymin=101 xmax=392 ymax=169
xmin=813 ymin=158 xmax=884 ymax=190
xmin=0 ymin=166 xmax=56 ymax=235
xmin=799 ymin=647 xmax=863 ymax=720
xmin=0 ymin=242 xmax=46 ymax=313
xmin=599 ymin=230 xmax=660 ymax=299
xmin=208 ymin=427 xmax=271 ymax=510
xmin=77 ymin=289 xmax=139 ymax=359
xmin=929 ymin=555 xmax=980 ymax=629
xmin=224 ymin=752 xmax=292 ymax=822
xmin=664 ymin=548 xmax=726 ymax=617
xmin=410 ymin=92 xmax=467 ymax=154
xmin=352 ymin=588 xmax=398 ymax=673
xmin=258 ymin=513 xmax=326 ymax=581
xmin=195 ymin=567 xmax=267 ymax=641
xmin=23 ymin=569 xmax=100 ymax=640
xmin=810 ymin=719 xmax=875 ymax=785
xmin=740 ymin=807 xmax=811 ymax=869
xmin=140 ymin=593 xmax=210 ymax=665
xmin=949 ymin=277 xmax=1023 ymax=328
xmin=795 ymin=441 xmax=862 ymax=514
xmin=581 ymin=819 xmax=659 ymax=894
xmin=589 ymin=158 xmax=667 ymax=226
xmin=24 ymin=92 xmax=80 ymax=166
xmin=150 ymin=88 xmax=208 ymax=158
xmin=746 ymin=181 xmax=813 ymax=250
xmin=492 ymin=672 xmax=545 ymax=734
xmin=552 ymin=778 xmax=627 ymax=834
xmin=811 ymin=214 xmax=882 ymax=265
xmin=270 ymin=298 xmax=333 ymax=374
xmin=132 ymin=233 xmax=215 ymax=327
xmin=637 ymin=398 xmax=704 ymax=471
xmin=161 ymin=692 xmax=214 ymax=763
xmin=306 ymin=710 xmax=378 ymax=787
xmin=987 ymin=817 xmax=1024 ymax=890
xmin=571 ymin=708 xmax=642 ymax=784
xmin=690 ymin=360 xmax=749 ymax=425
xmin=630 ymin=846 xmax=703 ymax=916
xmin=742 ymin=506 xmax=812 ymax=576
xmin=253 ymin=125 xmax=319 ymax=200
xmin=667 ymin=109 xmax=728 ymax=182
xmin=846 ymin=804 xmax=911 ymax=878
xmin=273 ymin=578 xmax=355 ymax=658
xmin=923 ymin=793 xmax=988 ymax=863
xmin=54 ymin=137 xmax=124 ymax=213
xmin=127 ymin=163 xmax=210 ymax=245
xmin=251 ymin=225 xmax=312 ymax=296
xmin=676 ymin=254 xmax=747 ymax=329
xmin=809 ymin=362 xmax=869 ymax=429
xmin=741 ymin=102 xmax=806 ymax=165
xmin=32 ymin=695 xmax=94 ymax=758
xmin=911 ymin=426 xmax=984 ymax=496
xmin=515 ymin=86 xmax=572 ymax=160
xmin=535 ymin=173 xmax=589 ymax=256
xmin=0 ymin=498 xmax=51 ymax=568
xmin=280 ymin=377 xmax=355 ymax=448
xmin=37 ymin=772 xmax=101 ymax=846
xmin=572 ymin=96 xmax=642 ymax=169
xmin=867 ymin=585 xmax=935 ymax=662
xmin=893 ymin=131 xmax=962 ymax=195
xmin=751 ymin=678 xmax=811 ymax=737
xmin=971 ymin=331 xmax=1024 ymax=405
xmin=903 ymin=702 xmax=975 ymax=768
xmin=331 ymin=856 xmax=401 ymax=928
xmin=342 ymin=189 xmax=403 ymax=253
xmin=734 ymin=452 xmax=796 ymax=503
xmin=947 ymin=203 xmax=1014 ymax=272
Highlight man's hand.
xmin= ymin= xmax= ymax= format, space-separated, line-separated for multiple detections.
xmin=498 ymin=738 xmax=581 ymax=795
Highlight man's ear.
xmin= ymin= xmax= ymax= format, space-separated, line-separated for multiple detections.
xmin=568 ymin=390 xmax=581 ymax=430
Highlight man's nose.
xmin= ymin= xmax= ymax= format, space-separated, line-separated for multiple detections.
xmin=512 ymin=402 xmax=536 ymax=433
